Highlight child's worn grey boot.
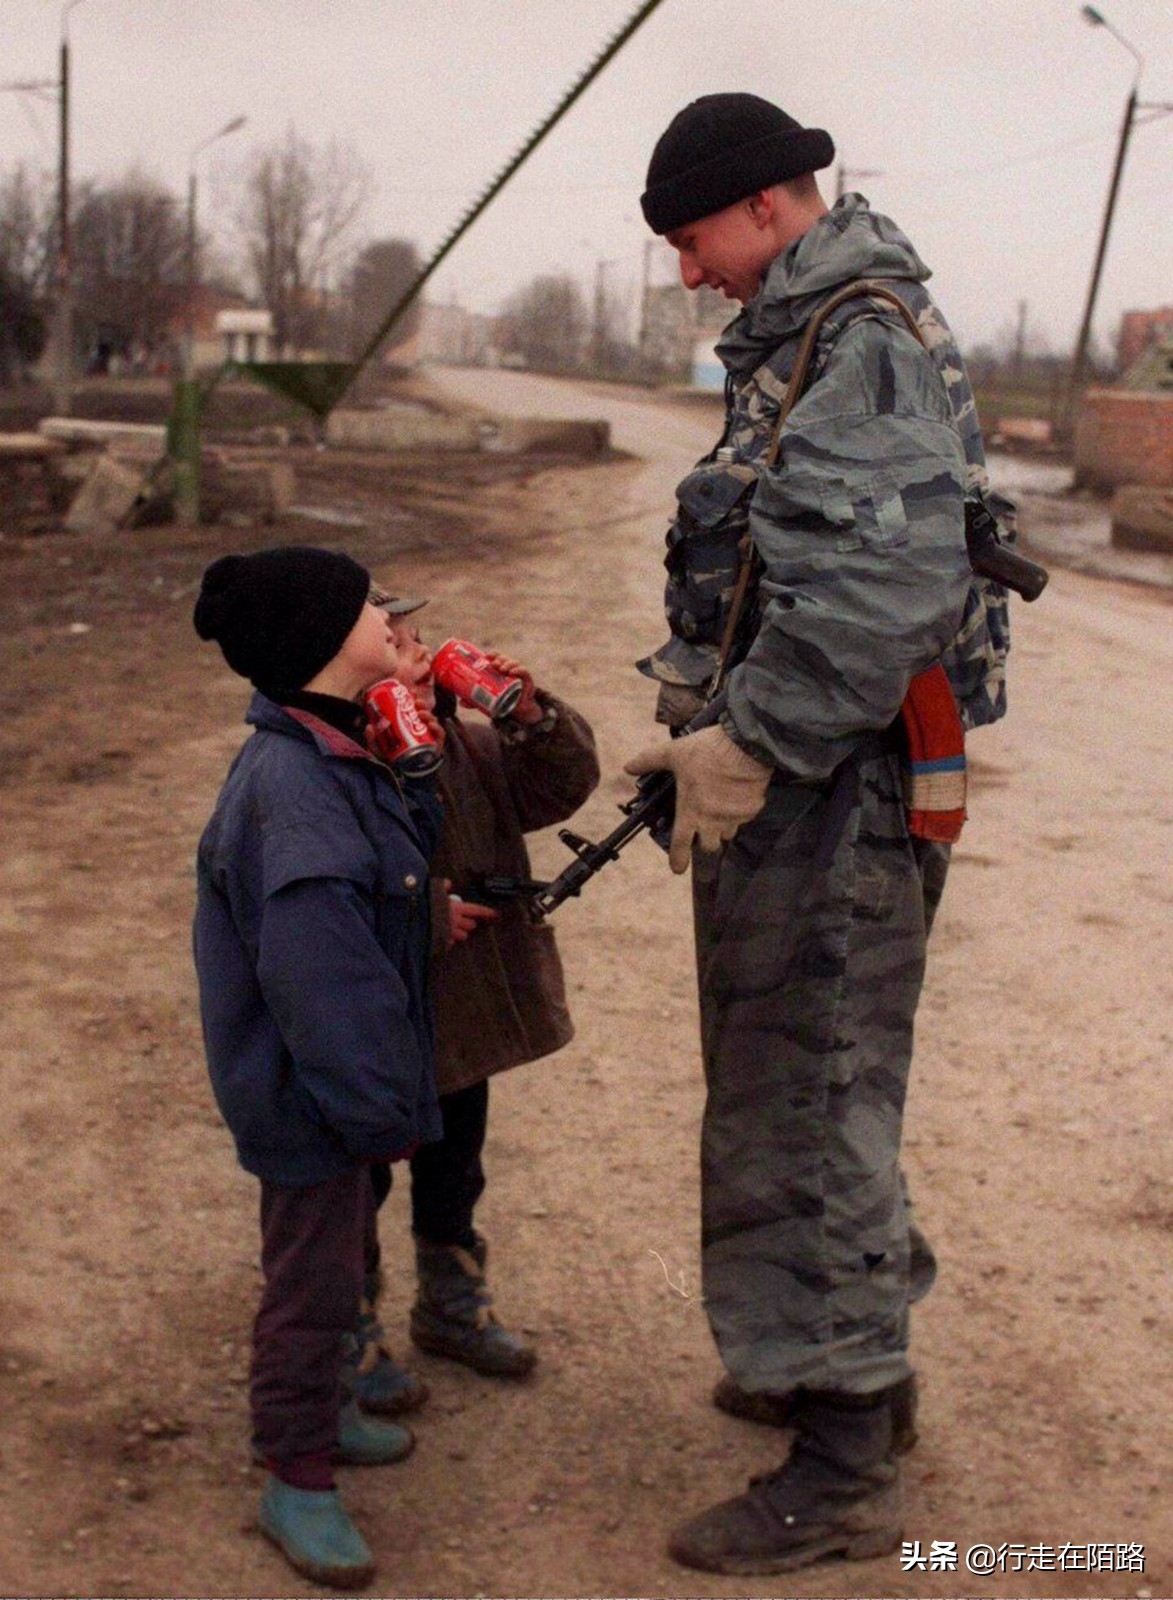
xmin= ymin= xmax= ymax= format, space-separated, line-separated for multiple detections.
xmin=712 ymin=1370 xmax=919 ymax=1454
xmin=668 ymin=1384 xmax=903 ymax=1575
xmin=352 ymin=1293 xmax=429 ymax=1417
xmin=336 ymin=1399 xmax=415 ymax=1465
xmin=409 ymin=1234 xmax=536 ymax=1378
xmin=259 ymin=1476 xmax=376 ymax=1589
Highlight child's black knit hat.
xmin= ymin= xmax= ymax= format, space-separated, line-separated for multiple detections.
xmin=641 ymin=93 xmax=834 ymax=236
xmin=193 ymin=545 xmax=370 ymax=697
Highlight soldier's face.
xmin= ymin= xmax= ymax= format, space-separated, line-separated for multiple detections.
xmin=665 ymin=199 xmax=777 ymax=304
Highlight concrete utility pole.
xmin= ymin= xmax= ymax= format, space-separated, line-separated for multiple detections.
xmin=53 ymin=0 xmax=95 ymax=416
xmin=638 ymin=237 xmax=654 ymax=369
xmin=1013 ymin=299 xmax=1029 ymax=379
xmin=1063 ymin=6 xmax=1172 ymax=438
xmin=834 ymin=162 xmax=882 ymax=202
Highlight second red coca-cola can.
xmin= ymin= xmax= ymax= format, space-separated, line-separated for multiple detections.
xmin=362 ymin=678 xmax=443 ymax=776
xmin=432 ymin=638 xmax=523 ymax=720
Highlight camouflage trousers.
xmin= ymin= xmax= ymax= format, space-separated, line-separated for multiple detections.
xmin=692 ymin=748 xmax=946 ymax=1396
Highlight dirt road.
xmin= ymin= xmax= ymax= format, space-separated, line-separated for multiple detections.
xmin=0 ymin=370 xmax=1169 ymax=1599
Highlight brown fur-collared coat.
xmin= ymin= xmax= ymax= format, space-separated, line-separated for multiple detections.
xmin=427 ymin=693 xmax=599 ymax=1094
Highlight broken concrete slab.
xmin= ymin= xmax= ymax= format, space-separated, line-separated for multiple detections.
xmin=200 ymin=454 xmax=296 ymax=525
xmin=0 ymin=432 xmax=67 ymax=459
xmin=64 ymin=452 xmax=148 ymax=536
xmin=38 ymin=417 xmax=167 ymax=450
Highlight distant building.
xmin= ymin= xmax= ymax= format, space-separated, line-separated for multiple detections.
xmin=1122 ymin=339 xmax=1173 ymax=393
xmin=418 ymin=301 xmax=493 ymax=366
xmin=216 ymin=308 xmax=275 ymax=366
xmin=1117 ymin=307 xmax=1173 ymax=374
xmin=639 ymin=276 xmax=735 ymax=382
xmin=691 ymin=336 xmax=725 ymax=392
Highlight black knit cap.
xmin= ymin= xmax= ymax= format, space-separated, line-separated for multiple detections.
xmin=192 ymin=545 xmax=371 ymax=697
xmin=641 ymin=93 xmax=834 ymax=235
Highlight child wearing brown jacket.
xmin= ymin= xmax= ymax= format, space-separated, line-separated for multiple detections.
xmin=355 ymin=600 xmax=600 ymax=1412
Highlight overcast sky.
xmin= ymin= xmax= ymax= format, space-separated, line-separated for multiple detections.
xmin=2 ymin=0 xmax=1170 ymax=355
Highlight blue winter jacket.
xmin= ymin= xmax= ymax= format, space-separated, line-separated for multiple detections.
xmin=193 ymin=694 xmax=444 ymax=1185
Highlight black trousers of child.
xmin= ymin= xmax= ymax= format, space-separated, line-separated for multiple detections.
xmin=251 ymin=1165 xmax=370 ymax=1471
xmin=370 ymin=1079 xmax=489 ymax=1252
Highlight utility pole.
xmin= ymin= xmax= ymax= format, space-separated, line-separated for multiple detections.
xmin=592 ymin=258 xmax=612 ymax=373
xmin=834 ymin=161 xmax=883 ymax=202
xmin=53 ymin=23 xmax=72 ymax=414
xmin=638 ymin=237 xmax=654 ymax=372
xmin=1063 ymin=6 xmax=1172 ymax=439
xmin=1062 ymin=80 xmax=1137 ymax=436
xmin=52 ymin=0 xmax=96 ymax=415
xmin=1013 ymin=299 xmax=1028 ymax=379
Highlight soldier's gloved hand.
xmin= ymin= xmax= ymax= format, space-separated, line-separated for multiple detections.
xmin=624 ymin=724 xmax=772 ymax=875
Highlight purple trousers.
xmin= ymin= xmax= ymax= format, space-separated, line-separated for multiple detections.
xmin=249 ymin=1165 xmax=372 ymax=1468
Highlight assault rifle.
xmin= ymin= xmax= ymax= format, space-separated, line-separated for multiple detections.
xmin=474 ymin=517 xmax=1046 ymax=919
xmin=469 ymin=769 xmax=676 ymax=920
xmin=965 ymin=499 xmax=1048 ymax=601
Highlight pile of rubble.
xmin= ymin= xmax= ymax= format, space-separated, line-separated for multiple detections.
xmin=0 ymin=418 xmax=294 ymax=539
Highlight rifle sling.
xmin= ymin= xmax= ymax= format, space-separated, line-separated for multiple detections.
xmin=708 ymin=280 xmax=928 ymax=701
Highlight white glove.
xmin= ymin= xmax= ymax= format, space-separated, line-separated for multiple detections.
xmin=624 ymin=723 xmax=772 ymax=875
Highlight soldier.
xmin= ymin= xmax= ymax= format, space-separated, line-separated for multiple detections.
xmin=625 ymin=94 xmax=1010 ymax=1574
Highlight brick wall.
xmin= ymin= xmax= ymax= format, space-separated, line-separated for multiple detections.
xmin=1073 ymin=390 xmax=1173 ymax=491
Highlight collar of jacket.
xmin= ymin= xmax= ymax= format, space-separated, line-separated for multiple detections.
xmin=715 ymin=194 xmax=934 ymax=385
xmin=245 ymin=691 xmax=370 ymax=761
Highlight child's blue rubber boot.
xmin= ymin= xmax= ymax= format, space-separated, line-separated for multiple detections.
xmin=337 ymin=1399 xmax=415 ymax=1465
xmin=259 ymin=1476 xmax=375 ymax=1589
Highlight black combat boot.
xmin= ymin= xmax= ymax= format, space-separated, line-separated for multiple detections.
xmin=409 ymin=1234 xmax=536 ymax=1379
xmin=712 ymin=1370 xmax=919 ymax=1454
xmin=668 ymin=1384 xmax=903 ymax=1574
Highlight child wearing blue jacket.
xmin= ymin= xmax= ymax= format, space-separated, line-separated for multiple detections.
xmin=192 ymin=545 xmax=441 ymax=1590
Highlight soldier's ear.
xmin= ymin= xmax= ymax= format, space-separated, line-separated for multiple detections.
xmin=745 ymin=189 xmax=774 ymax=228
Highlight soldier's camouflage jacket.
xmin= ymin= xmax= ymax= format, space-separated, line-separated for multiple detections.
xmin=639 ymin=194 xmax=1013 ymax=779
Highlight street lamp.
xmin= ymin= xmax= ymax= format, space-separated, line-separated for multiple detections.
xmin=1062 ymin=5 xmax=1150 ymax=435
xmin=185 ymin=114 xmax=247 ymax=378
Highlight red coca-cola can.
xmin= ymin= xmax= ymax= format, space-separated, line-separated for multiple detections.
xmin=432 ymin=638 xmax=523 ymax=720
xmin=362 ymin=678 xmax=443 ymax=777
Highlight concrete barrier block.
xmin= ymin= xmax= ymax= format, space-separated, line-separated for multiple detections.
xmin=1110 ymin=485 xmax=1173 ymax=554
xmin=488 ymin=417 xmax=610 ymax=456
xmin=325 ymin=403 xmax=479 ymax=452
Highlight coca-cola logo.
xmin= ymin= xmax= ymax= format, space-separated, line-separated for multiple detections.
xmin=395 ymin=685 xmax=430 ymax=740
xmin=365 ymin=678 xmax=431 ymax=740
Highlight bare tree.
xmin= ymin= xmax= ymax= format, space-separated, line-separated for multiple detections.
xmin=347 ymin=236 xmax=422 ymax=359
xmin=0 ymin=164 xmax=55 ymax=380
xmin=236 ymin=127 xmax=371 ymax=355
xmin=496 ymin=274 xmax=588 ymax=373
xmin=0 ymin=163 xmax=55 ymax=300
xmin=71 ymin=169 xmax=187 ymax=371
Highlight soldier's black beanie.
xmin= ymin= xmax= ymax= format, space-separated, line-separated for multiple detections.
xmin=641 ymin=93 xmax=834 ymax=235
xmin=193 ymin=545 xmax=371 ymax=697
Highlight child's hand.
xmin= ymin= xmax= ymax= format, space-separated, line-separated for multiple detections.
xmin=447 ymin=893 xmax=499 ymax=946
xmin=486 ymin=653 xmax=541 ymax=725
